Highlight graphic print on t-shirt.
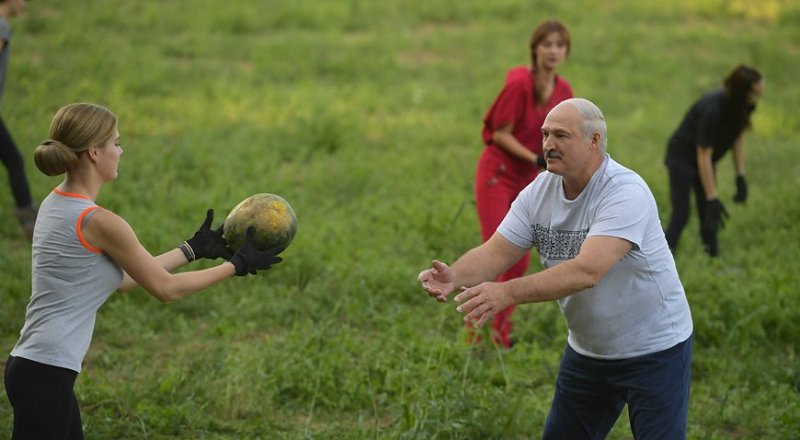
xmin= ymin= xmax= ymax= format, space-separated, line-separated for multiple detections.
xmin=532 ymin=224 xmax=588 ymax=262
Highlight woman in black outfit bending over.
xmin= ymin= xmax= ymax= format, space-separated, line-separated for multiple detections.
xmin=664 ymin=65 xmax=764 ymax=257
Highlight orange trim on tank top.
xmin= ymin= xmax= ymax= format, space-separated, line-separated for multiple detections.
xmin=77 ymin=206 xmax=103 ymax=253
xmin=53 ymin=187 xmax=92 ymax=200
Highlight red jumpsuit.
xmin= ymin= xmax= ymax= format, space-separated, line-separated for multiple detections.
xmin=474 ymin=66 xmax=572 ymax=347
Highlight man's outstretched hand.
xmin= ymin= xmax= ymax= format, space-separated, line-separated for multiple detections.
xmin=454 ymin=282 xmax=512 ymax=328
xmin=418 ymin=260 xmax=455 ymax=302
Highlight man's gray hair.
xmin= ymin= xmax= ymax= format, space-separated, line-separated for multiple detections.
xmin=558 ymin=98 xmax=608 ymax=153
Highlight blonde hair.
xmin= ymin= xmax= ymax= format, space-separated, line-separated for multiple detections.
xmin=33 ymin=103 xmax=118 ymax=176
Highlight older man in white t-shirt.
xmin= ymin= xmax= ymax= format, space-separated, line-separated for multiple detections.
xmin=419 ymin=98 xmax=693 ymax=439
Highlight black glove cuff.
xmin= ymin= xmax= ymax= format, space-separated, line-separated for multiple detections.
xmin=229 ymin=254 xmax=246 ymax=276
xmin=178 ymin=241 xmax=196 ymax=262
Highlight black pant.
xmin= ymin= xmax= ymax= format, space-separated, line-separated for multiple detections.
xmin=664 ymin=165 xmax=718 ymax=256
xmin=4 ymin=356 xmax=84 ymax=440
xmin=0 ymin=115 xmax=34 ymax=208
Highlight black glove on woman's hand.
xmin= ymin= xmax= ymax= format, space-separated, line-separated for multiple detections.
xmin=230 ymin=227 xmax=285 ymax=276
xmin=733 ymin=175 xmax=748 ymax=204
xmin=184 ymin=209 xmax=234 ymax=261
xmin=536 ymin=154 xmax=547 ymax=169
xmin=702 ymin=199 xmax=729 ymax=234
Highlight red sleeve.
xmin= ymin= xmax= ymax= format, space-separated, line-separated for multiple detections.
xmin=484 ymin=77 xmax=527 ymax=131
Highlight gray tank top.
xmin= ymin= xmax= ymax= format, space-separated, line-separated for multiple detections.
xmin=11 ymin=188 xmax=123 ymax=372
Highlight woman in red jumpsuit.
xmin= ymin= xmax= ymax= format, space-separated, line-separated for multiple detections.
xmin=473 ymin=20 xmax=573 ymax=348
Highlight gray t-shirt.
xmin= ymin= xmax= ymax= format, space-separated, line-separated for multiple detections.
xmin=11 ymin=189 xmax=123 ymax=372
xmin=498 ymin=155 xmax=693 ymax=359
xmin=0 ymin=16 xmax=10 ymax=103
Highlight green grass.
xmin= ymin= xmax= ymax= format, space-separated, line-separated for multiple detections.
xmin=1 ymin=0 xmax=799 ymax=438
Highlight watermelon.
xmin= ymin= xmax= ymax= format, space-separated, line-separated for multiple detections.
xmin=223 ymin=193 xmax=297 ymax=252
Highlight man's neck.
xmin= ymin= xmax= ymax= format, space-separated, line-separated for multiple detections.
xmin=562 ymin=155 xmax=605 ymax=200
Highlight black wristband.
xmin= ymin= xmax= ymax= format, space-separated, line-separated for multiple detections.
xmin=178 ymin=241 xmax=195 ymax=262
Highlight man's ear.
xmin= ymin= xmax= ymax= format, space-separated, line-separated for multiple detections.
xmin=591 ymin=132 xmax=601 ymax=151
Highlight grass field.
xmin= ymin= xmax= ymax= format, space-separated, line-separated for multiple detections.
xmin=1 ymin=0 xmax=799 ymax=438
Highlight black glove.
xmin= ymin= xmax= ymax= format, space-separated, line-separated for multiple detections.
xmin=536 ymin=154 xmax=547 ymax=169
xmin=229 ymin=227 xmax=284 ymax=276
xmin=733 ymin=175 xmax=747 ymax=204
xmin=702 ymin=199 xmax=729 ymax=234
xmin=184 ymin=209 xmax=233 ymax=261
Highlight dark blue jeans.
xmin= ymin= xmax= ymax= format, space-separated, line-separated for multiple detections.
xmin=543 ymin=334 xmax=693 ymax=440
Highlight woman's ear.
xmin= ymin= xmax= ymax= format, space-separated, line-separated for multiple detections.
xmin=87 ymin=147 xmax=100 ymax=163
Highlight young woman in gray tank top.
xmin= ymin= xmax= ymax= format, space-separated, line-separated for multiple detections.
xmin=4 ymin=103 xmax=285 ymax=439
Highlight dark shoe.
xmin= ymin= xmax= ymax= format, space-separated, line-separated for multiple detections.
xmin=14 ymin=204 xmax=37 ymax=239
